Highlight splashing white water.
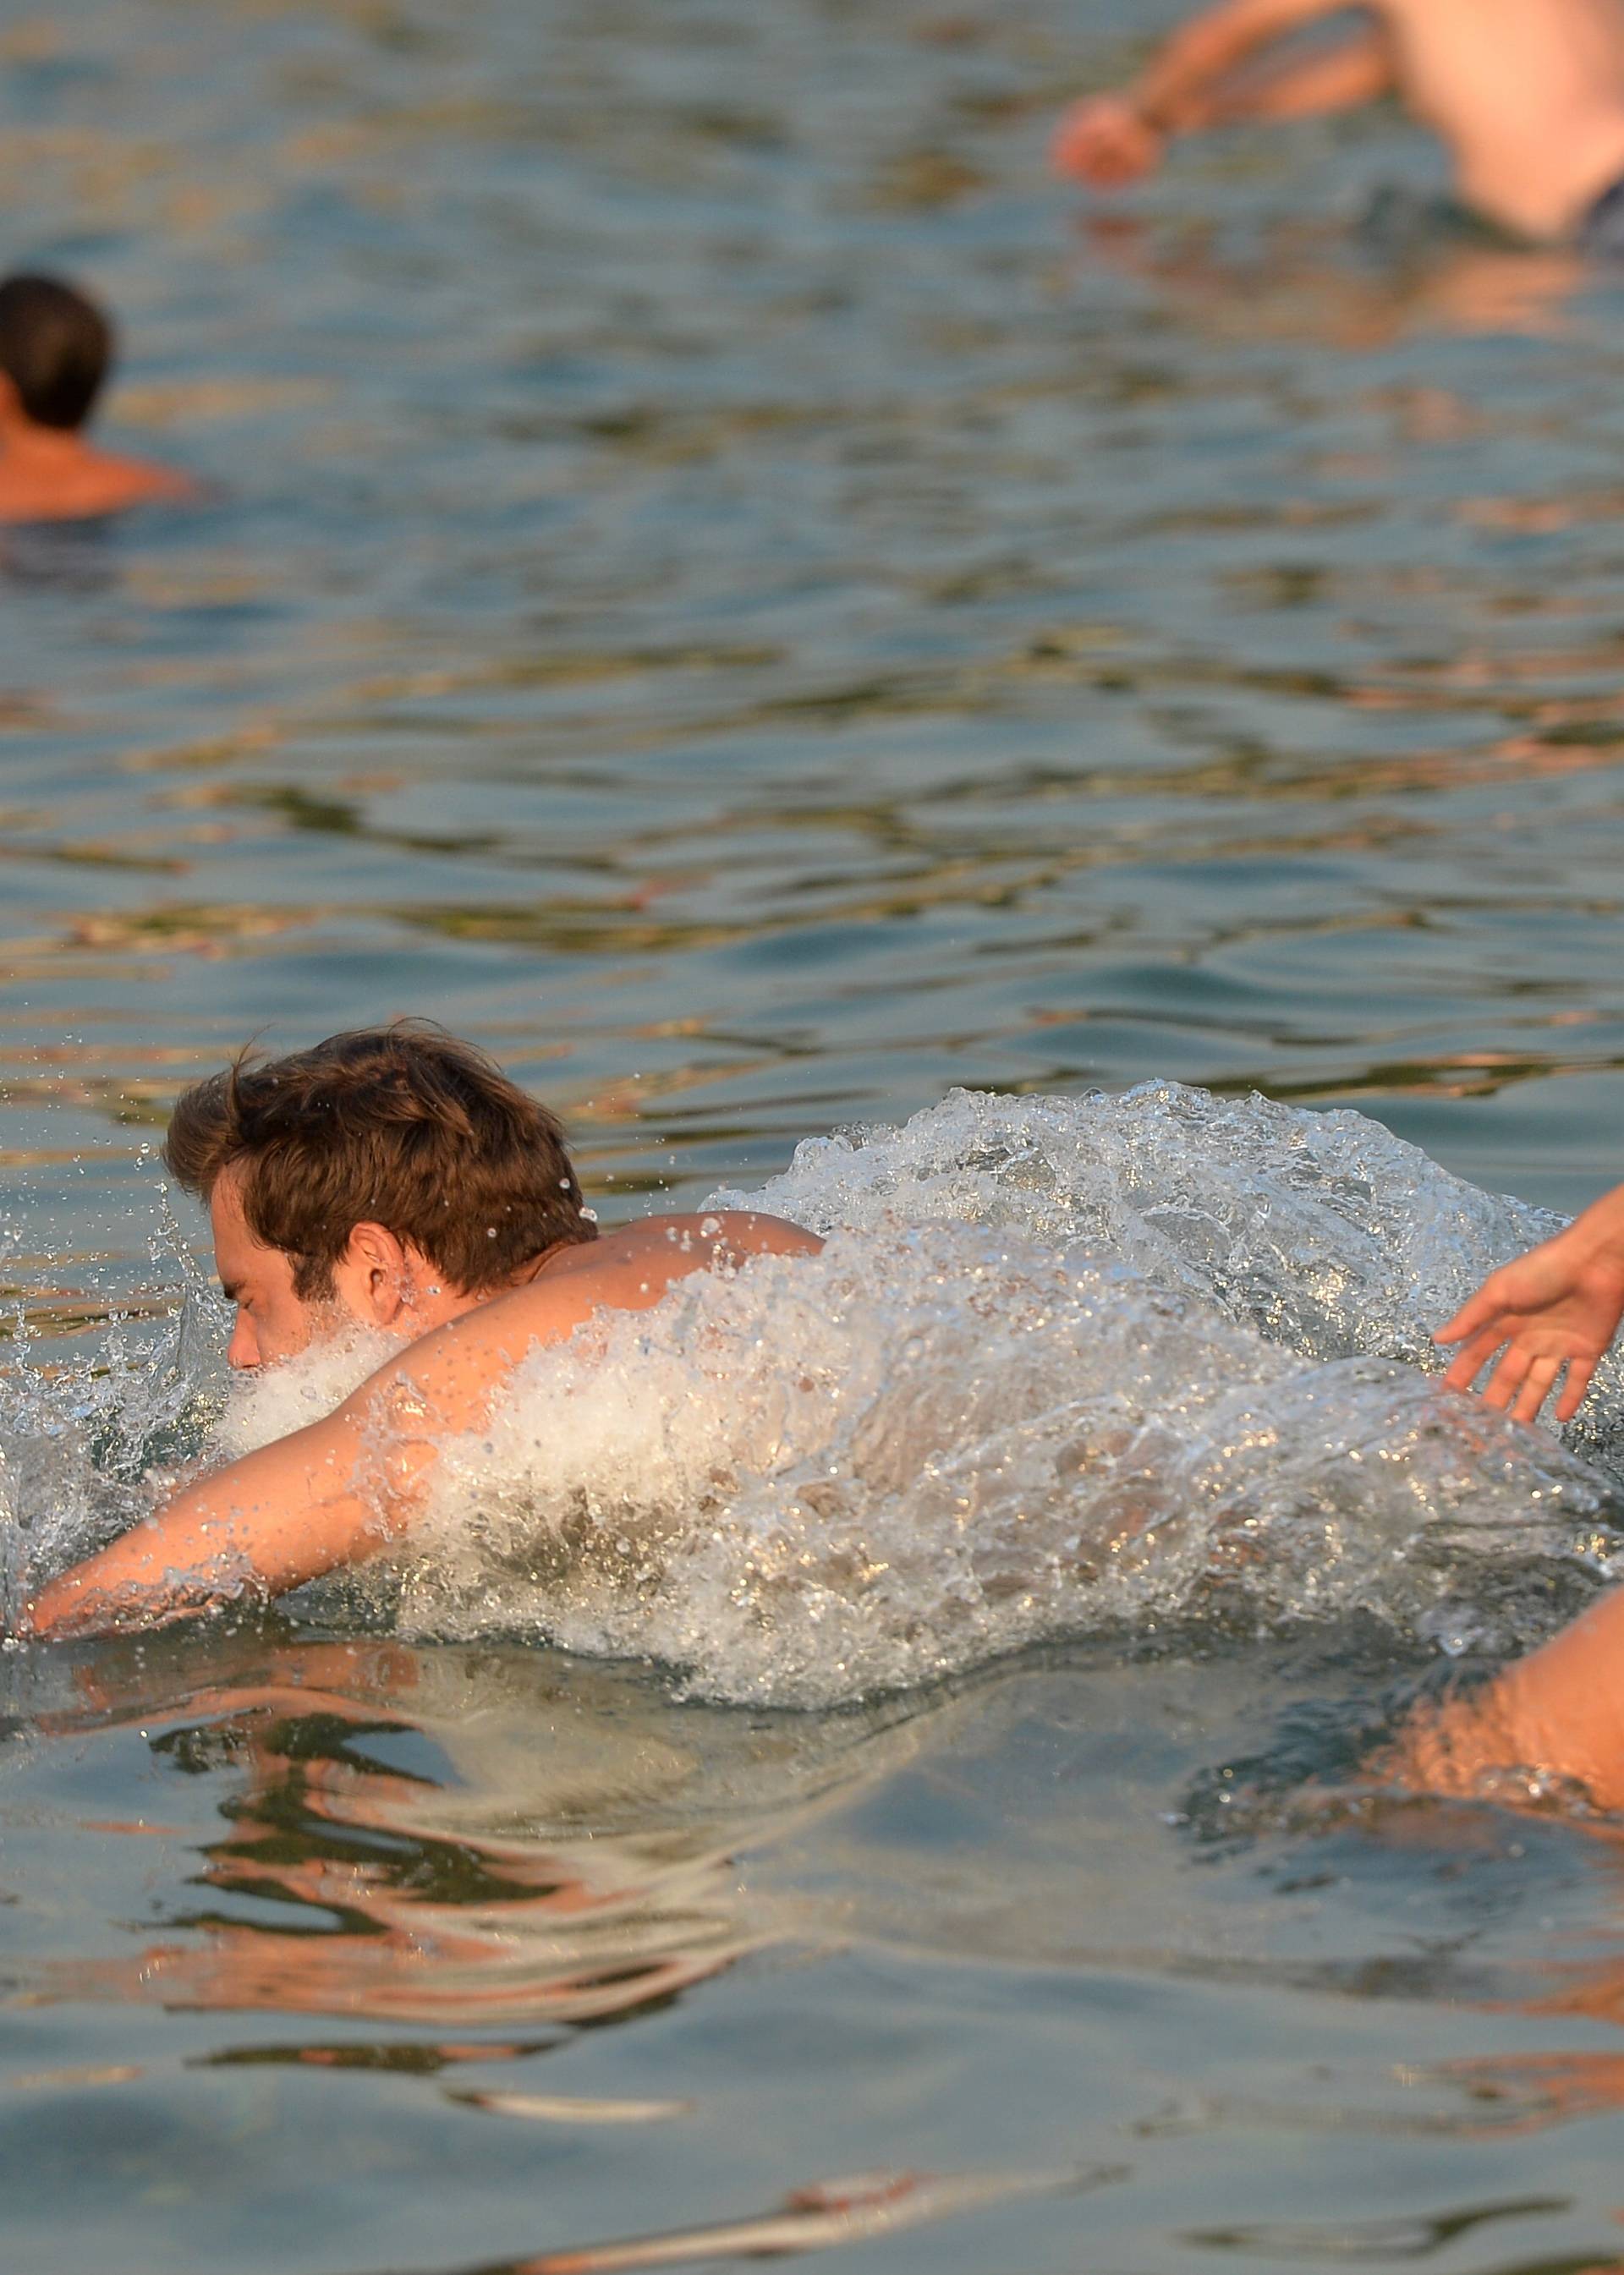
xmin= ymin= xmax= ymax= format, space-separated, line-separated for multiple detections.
xmin=0 ymin=1284 xmax=227 ymax=1634
xmin=6 ymin=1085 xmax=1623 ymax=1702
xmin=211 ymin=1319 xmax=408 ymax=1460
xmin=714 ymin=1083 xmax=1574 ymax=1379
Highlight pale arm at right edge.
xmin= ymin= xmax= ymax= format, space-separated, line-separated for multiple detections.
xmin=1384 ymin=1585 xmax=1624 ymax=1812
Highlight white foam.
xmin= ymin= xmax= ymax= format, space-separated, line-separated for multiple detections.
xmin=211 ymin=1318 xmax=409 ymax=1459
xmin=388 ymin=1218 xmax=1618 ymax=1703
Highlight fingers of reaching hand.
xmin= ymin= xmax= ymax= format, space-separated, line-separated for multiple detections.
xmin=1439 ymin=1333 xmax=1572 ymax=1423
xmin=1440 ymin=1327 xmax=1513 ymax=1395
xmin=1439 ymin=1330 xmax=1599 ymax=1426
xmin=1432 ymin=1289 xmax=1499 ymax=1348
xmin=1555 ymin=1357 xmax=1598 ymax=1425
xmin=1477 ymin=1342 xmax=1536 ymax=1412
xmin=1509 ymin=1354 xmax=1565 ymax=1426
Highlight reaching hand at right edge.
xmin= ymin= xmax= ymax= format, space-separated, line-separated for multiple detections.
xmin=1434 ymin=1188 xmax=1624 ymax=1426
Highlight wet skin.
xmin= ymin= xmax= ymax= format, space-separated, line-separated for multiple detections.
xmin=24 ymin=1181 xmax=820 ymax=1637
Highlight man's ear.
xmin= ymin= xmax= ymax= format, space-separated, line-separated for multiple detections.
xmin=339 ymin=1221 xmax=413 ymax=1324
xmin=0 ymin=372 xmax=24 ymax=428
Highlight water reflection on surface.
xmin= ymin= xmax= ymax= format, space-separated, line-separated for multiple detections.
xmin=29 ymin=1634 xmax=926 ymax=2033
xmin=8 ymin=1632 xmax=1624 ymax=2268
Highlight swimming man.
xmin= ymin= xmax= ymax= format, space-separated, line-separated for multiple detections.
xmin=1051 ymin=0 xmax=1624 ymax=250
xmin=0 ymin=274 xmax=190 ymax=525
xmin=28 ymin=1028 xmax=1624 ymax=1821
xmin=22 ymin=1025 xmax=820 ymax=1638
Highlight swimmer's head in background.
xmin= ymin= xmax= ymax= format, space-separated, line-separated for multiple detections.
xmin=163 ymin=1022 xmax=600 ymax=1309
xmin=0 ymin=273 xmax=113 ymax=432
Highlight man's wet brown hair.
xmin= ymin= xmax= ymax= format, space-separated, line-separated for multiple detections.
xmin=163 ymin=1023 xmax=598 ymax=1300
xmin=0 ymin=273 xmax=113 ymax=431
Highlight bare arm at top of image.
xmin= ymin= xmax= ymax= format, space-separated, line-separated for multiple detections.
xmin=1051 ymin=0 xmax=1390 ymax=188
xmin=21 ymin=1209 xmax=820 ymax=1641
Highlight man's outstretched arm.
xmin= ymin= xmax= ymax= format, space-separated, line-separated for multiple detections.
xmin=23 ymin=1399 xmax=409 ymax=1636
xmin=20 ymin=1276 xmax=569 ymax=1639
xmin=1053 ymin=0 xmax=1376 ymax=185
xmin=24 ymin=1210 xmax=820 ymax=1639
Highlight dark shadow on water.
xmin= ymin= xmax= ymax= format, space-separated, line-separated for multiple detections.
xmin=0 ymin=516 xmax=124 ymax=595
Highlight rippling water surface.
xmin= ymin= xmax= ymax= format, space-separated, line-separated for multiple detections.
xmin=13 ymin=1 xmax=1624 ymax=2269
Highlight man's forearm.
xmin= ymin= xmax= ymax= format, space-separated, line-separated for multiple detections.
xmin=1190 ymin=27 xmax=1391 ymax=129
xmin=1128 ymin=0 xmax=1347 ymax=133
xmin=23 ymin=1414 xmax=408 ymax=1638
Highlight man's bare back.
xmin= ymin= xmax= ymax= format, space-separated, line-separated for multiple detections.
xmin=1054 ymin=0 xmax=1624 ymax=245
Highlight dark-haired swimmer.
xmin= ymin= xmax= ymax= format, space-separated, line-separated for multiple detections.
xmin=0 ymin=273 xmax=191 ymax=524
xmin=1052 ymin=0 xmax=1624 ymax=252
xmin=23 ymin=1026 xmax=820 ymax=1638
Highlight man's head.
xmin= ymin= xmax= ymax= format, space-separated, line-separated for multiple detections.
xmin=163 ymin=1023 xmax=597 ymax=1367
xmin=0 ymin=274 xmax=114 ymax=435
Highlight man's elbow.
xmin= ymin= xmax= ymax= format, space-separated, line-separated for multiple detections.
xmin=19 ymin=1571 xmax=98 ymax=1641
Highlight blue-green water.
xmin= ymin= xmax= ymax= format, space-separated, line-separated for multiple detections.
xmin=11 ymin=1 xmax=1624 ymax=2268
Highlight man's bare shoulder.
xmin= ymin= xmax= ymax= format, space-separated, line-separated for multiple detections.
xmin=522 ymin=1209 xmax=822 ymax=1310
xmin=334 ymin=1208 xmax=822 ymax=1434
xmin=546 ymin=1209 xmax=822 ymax=1281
